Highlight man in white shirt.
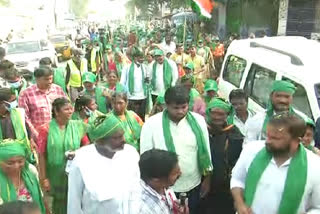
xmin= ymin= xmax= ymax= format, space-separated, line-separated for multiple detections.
xmin=245 ymin=80 xmax=309 ymax=144
xmin=149 ymin=49 xmax=178 ymax=103
xmin=140 ymin=86 xmax=213 ymax=214
xmin=231 ymin=114 xmax=320 ymax=214
xmin=120 ymin=46 xmax=149 ymax=120
xmin=67 ymin=114 xmax=140 ymax=214
xmin=160 ymin=34 xmax=176 ymax=56
xmin=229 ymin=89 xmax=255 ymax=137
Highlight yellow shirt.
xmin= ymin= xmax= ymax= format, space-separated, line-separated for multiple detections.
xmin=170 ymin=53 xmax=191 ymax=66
xmin=189 ymin=54 xmax=205 ymax=72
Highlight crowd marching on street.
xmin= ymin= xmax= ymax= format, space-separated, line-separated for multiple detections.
xmin=0 ymin=20 xmax=319 ymax=214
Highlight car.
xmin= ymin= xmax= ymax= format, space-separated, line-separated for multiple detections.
xmin=49 ymin=34 xmax=72 ymax=62
xmin=5 ymin=39 xmax=58 ymax=73
xmin=219 ymin=36 xmax=320 ymax=121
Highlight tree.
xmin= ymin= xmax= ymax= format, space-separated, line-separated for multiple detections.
xmin=0 ymin=0 xmax=10 ymax=7
xmin=70 ymin=0 xmax=90 ymax=18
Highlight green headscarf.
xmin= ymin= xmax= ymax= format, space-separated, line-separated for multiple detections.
xmin=88 ymin=114 xmax=124 ymax=141
xmin=262 ymin=80 xmax=297 ymax=133
xmin=204 ymin=79 xmax=218 ymax=92
xmin=206 ymin=98 xmax=232 ymax=123
xmin=0 ymin=140 xmax=45 ymax=214
xmin=271 ymin=80 xmax=296 ymax=95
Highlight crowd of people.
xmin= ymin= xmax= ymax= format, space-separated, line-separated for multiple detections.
xmin=0 ymin=22 xmax=319 ymax=214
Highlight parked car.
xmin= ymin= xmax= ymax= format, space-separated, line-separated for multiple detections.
xmin=49 ymin=34 xmax=72 ymax=62
xmin=5 ymin=39 xmax=58 ymax=73
xmin=219 ymin=36 xmax=320 ymax=121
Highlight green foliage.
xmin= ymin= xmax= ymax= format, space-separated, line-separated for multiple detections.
xmin=70 ymin=0 xmax=90 ymax=18
xmin=0 ymin=0 xmax=10 ymax=7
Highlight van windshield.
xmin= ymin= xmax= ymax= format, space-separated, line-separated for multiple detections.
xmin=315 ymin=84 xmax=320 ymax=110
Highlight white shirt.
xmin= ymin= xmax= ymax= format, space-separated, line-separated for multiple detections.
xmin=149 ymin=59 xmax=178 ymax=96
xmin=140 ymin=112 xmax=211 ymax=192
xmin=245 ymin=108 xmax=309 ymax=145
xmin=67 ymin=144 xmax=140 ymax=214
xmin=233 ymin=109 xmax=255 ymax=137
xmin=120 ymin=63 xmax=149 ymax=100
xmin=231 ymin=142 xmax=320 ymax=214
xmin=160 ymin=41 xmax=176 ymax=55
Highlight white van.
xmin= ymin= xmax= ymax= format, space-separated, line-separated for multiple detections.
xmin=219 ymin=36 xmax=320 ymax=121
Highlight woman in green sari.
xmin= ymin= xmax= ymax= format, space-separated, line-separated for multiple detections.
xmin=72 ymin=95 xmax=104 ymax=124
xmin=38 ymin=97 xmax=88 ymax=214
xmin=0 ymin=139 xmax=45 ymax=214
xmin=111 ymin=92 xmax=143 ymax=151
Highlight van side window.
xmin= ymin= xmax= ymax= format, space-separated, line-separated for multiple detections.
xmin=244 ymin=64 xmax=276 ymax=108
xmin=282 ymin=77 xmax=313 ymax=118
xmin=223 ymin=55 xmax=246 ymax=87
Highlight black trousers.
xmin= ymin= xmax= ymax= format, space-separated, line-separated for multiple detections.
xmin=128 ymin=99 xmax=146 ymax=121
xmin=176 ymin=185 xmax=201 ymax=214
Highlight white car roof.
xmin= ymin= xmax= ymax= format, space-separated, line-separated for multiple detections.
xmin=228 ymin=36 xmax=320 ymax=85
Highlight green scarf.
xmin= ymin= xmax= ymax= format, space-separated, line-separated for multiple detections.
xmin=0 ymin=140 xmax=45 ymax=214
xmin=104 ymin=82 xmax=126 ymax=93
xmin=244 ymin=144 xmax=307 ymax=214
xmin=128 ymin=63 xmax=146 ymax=95
xmin=0 ymin=109 xmax=29 ymax=143
xmin=47 ymin=119 xmax=86 ymax=168
xmin=189 ymin=88 xmax=200 ymax=111
xmin=0 ymin=109 xmax=34 ymax=164
xmin=84 ymin=87 xmax=107 ymax=114
xmin=152 ymin=59 xmax=173 ymax=91
xmin=162 ymin=110 xmax=213 ymax=175
xmin=116 ymin=62 xmax=123 ymax=78
xmin=46 ymin=119 xmax=86 ymax=208
xmin=53 ymin=67 xmax=67 ymax=93
xmin=112 ymin=110 xmax=142 ymax=150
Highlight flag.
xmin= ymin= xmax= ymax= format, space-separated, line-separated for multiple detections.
xmin=191 ymin=0 xmax=214 ymax=19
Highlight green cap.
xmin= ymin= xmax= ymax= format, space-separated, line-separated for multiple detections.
xmin=88 ymin=114 xmax=124 ymax=141
xmin=154 ymin=49 xmax=164 ymax=56
xmin=206 ymin=98 xmax=232 ymax=113
xmin=184 ymin=62 xmax=194 ymax=70
xmin=305 ymin=118 xmax=316 ymax=128
xmin=82 ymin=72 xmax=96 ymax=83
xmin=271 ymin=80 xmax=296 ymax=95
xmin=204 ymin=79 xmax=218 ymax=92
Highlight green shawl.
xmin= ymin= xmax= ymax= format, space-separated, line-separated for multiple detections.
xmin=47 ymin=119 xmax=87 ymax=168
xmin=189 ymin=88 xmax=200 ymax=111
xmin=84 ymin=87 xmax=107 ymax=114
xmin=0 ymin=140 xmax=45 ymax=214
xmin=53 ymin=67 xmax=67 ymax=93
xmin=112 ymin=110 xmax=142 ymax=150
xmin=104 ymin=82 xmax=126 ymax=93
xmin=162 ymin=110 xmax=213 ymax=175
xmin=128 ymin=63 xmax=146 ymax=95
xmin=0 ymin=109 xmax=29 ymax=143
xmin=152 ymin=59 xmax=173 ymax=91
xmin=244 ymin=144 xmax=307 ymax=214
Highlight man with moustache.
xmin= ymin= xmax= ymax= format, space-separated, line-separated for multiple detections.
xmin=67 ymin=115 xmax=140 ymax=214
xmin=231 ymin=114 xmax=320 ymax=214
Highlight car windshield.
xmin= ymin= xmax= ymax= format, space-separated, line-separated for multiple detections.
xmin=49 ymin=36 xmax=66 ymax=43
xmin=7 ymin=41 xmax=41 ymax=54
xmin=315 ymin=84 xmax=320 ymax=109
